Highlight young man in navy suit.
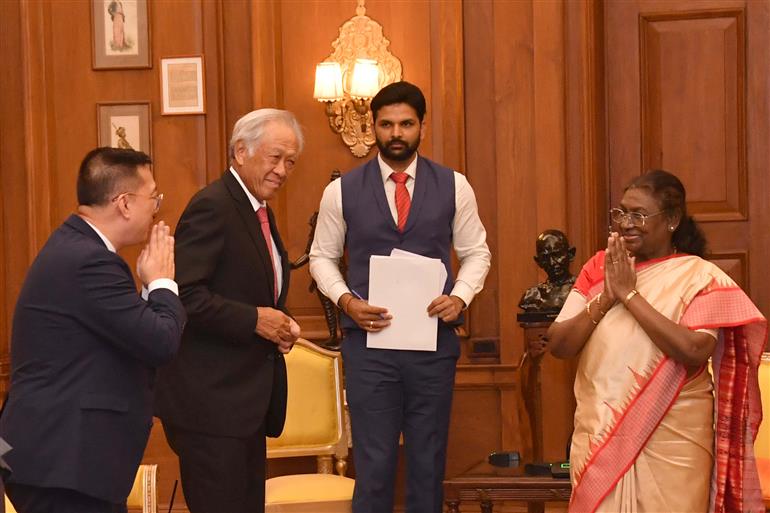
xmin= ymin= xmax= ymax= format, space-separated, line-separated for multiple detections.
xmin=0 ymin=147 xmax=186 ymax=513
xmin=310 ymin=82 xmax=491 ymax=513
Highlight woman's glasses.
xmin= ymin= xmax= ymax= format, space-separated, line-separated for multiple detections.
xmin=609 ymin=208 xmax=665 ymax=227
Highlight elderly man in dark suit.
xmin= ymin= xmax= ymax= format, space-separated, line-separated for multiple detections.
xmin=0 ymin=147 xmax=186 ymax=513
xmin=154 ymin=109 xmax=302 ymax=513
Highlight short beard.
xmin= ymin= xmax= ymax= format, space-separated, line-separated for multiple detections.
xmin=376 ymin=138 xmax=419 ymax=162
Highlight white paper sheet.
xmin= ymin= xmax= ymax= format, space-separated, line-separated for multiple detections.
xmin=366 ymin=253 xmax=446 ymax=351
xmin=389 ymin=249 xmax=448 ymax=286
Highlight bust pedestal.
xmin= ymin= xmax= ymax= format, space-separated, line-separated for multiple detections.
xmin=516 ymin=312 xmax=556 ymax=462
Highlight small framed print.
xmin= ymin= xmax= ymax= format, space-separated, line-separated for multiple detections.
xmin=91 ymin=0 xmax=151 ymax=69
xmin=97 ymin=102 xmax=152 ymax=154
xmin=160 ymin=56 xmax=206 ymax=115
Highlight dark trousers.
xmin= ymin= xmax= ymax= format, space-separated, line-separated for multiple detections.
xmin=162 ymin=422 xmax=266 ymax=513
xmin=5 ymin=482 xmax=127 ymax=513
xmin=342 ymin=327 xmax=459 ymax=513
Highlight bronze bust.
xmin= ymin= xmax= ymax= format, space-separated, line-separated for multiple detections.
xmin=518 ymin=229 xmax=576 ymax=313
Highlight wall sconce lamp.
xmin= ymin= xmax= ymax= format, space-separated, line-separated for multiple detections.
xmin=313 ymin=0 xmax=402 ymax=157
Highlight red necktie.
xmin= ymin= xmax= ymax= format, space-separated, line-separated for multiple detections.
xmin=390 ymin=172 xmax=411 ymax=232
xmin=256 ymin=207 xmax=278 ymax=304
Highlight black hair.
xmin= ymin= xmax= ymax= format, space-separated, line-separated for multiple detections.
xmin=370 ymin=81 xmax=426 ymax=122
xmin=625 ymin=169 xmax=708 ymax=257
xmin=77 ymin=147 xmax=152 ymax=206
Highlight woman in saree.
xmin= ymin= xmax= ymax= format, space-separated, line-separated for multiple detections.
xmin=547 ymin=170 xmax=766 ymax=513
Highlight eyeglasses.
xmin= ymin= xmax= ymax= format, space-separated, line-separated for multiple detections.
xmin=609 ymin=207 xmax=665 ymax=227
xmin=112 ymin=192 xmax=164 ymax=213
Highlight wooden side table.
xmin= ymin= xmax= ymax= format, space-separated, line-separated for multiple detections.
xmin=444 ymin=474 xmax=571 ymax=513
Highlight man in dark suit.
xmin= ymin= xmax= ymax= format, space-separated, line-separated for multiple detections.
xmin=310 ymin=82 xmax=491 ymax=513
xmin=154 ymin=109 xmax=302 ymax=513
xmin=0 ymin=147 xmax=186 ymax=513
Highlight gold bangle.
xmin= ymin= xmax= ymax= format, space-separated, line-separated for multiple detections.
xmin=585 ymin=300 xmax=598 ymax=325
xmin=595 ymin=292 xmax=608 ymax=316
xmin=624 ymin=289 xmax=639 ymax=306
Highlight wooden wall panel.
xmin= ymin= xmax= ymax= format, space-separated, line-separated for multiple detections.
xmin=0 ymin=0 xmax=27 ymax=394
xmin=462 ymin=0 xmax=499 ymax=347
xmin=463 ymin=0 xmax=601 ymax=467
xmin=744 ymin=1 xmax=770 ymax=322
xmin=565 ymin=0 xmax=608 ymax=266
xmin=640 ymin=10 xmax=746 ymax=221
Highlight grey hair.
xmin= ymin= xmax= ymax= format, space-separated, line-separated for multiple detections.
xmin=228 ymin=108 xmax=304 ymax=160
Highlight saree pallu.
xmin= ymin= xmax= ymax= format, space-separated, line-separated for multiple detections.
xmin=568 ymin=252 xmax=766 ymax=513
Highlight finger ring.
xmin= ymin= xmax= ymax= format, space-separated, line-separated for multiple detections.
xmin=369 ymin=321 xmax=374 ymax=328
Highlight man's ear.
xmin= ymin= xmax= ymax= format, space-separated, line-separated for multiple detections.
xmin=568 ymin=246 xmax=576 ymax=261
xmin=114 ymin=194 xmax=131 ymax=220
xmin=419 ymin=119 xmax=427 ymax=142
xmin=233 ymin=141 xmax=247 ymax=166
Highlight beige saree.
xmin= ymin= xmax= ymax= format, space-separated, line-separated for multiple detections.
xmin=562 ymin=252 xmax=765 ymax=513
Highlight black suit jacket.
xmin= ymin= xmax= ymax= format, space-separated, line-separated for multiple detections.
xmin=154 ymin=170 xmax=289 ymax=437
xmin=0 ymin=215 xmax=186 ymax=503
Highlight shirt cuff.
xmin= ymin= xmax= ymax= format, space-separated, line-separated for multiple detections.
xmin=328 ymin=282 xmax=352 ymax=307
xmin=147 ymin=278 xmax=179 ymax=296
xmin=450 ymin=281 xmax=475 ymax=309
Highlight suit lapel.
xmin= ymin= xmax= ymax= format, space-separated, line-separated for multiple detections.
xmin=222 ymin=171 xmax=277 ymax=304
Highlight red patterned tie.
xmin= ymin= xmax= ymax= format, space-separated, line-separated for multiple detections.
xmin=256 ymin=207 xmax=278 ymax=304
xmin=390 ymin=172 xmax=411 ymax=232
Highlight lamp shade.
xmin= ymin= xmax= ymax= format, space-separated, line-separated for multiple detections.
xmin=314 ymin=62 xmax=344 ymax=101
xmin=349 ymin=59 xmax=380 ymax=99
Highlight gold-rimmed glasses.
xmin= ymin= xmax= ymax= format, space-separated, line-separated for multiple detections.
xmin=112 ymin=192 xmax=164 ymax=213
xmin=609 ymin=207 xmax=665 ymax=228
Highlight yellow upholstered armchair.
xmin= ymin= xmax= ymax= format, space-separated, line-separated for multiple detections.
xmin=265 ymin=338 xmax=355 ymax=513
xmin=756 ymin=353 xmax=770 ymax=510
xmin=4 ymin=463 xmax=157 ymax=513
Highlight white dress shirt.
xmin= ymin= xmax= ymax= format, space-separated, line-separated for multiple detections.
xmin=229 ymin=167 xmax=283 ymax=297
xmin=81 ymin=217 xmax=179 ymax=297
xmin=309 ymin=153 xmax=491 ymax=307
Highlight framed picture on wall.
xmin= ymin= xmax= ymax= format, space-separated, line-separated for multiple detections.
xmin=97 ymin=102 xmax=152 ymax=154
xmin=160 ymin=56 xmax=206 ymax=115
xmin=91 ymin=0 xmax=151 ymax=69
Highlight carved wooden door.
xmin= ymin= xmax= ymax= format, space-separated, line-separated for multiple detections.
xmin=604 ymin=0 xmax=770 ymax=324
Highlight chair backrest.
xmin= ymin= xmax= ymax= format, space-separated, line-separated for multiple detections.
xmin=267 ymin=339 xmax=349 ymax=475
xmin=127 ymin=463 xmax=158 ymax=513
xmin=755 ymin=353 xmax=770 ymax=503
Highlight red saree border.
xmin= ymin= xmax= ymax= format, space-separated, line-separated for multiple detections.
xmin=569 ymin=357 xmax=686 ymax=513
xmin=682 ymin=286 xmax=766 ymax=513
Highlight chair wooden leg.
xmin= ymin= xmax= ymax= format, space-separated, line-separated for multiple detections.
xmin=317 ymin=454 xmax=333 ymax=474
xmin=445 ymin=499 xmax=460 ymax=513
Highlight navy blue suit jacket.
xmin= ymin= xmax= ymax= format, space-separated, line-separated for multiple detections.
xmin=0 ymin=214 xmax=186 ymax=503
